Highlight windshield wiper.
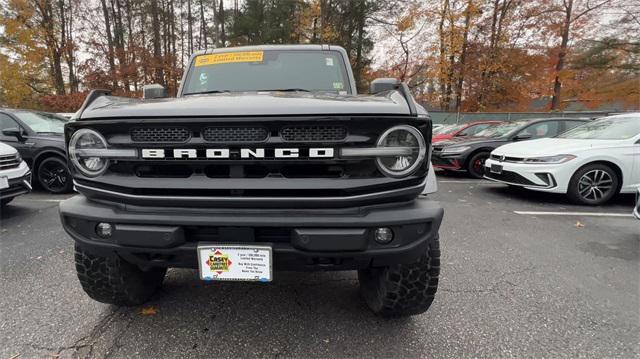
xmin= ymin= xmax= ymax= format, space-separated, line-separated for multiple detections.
xmin=182 ymin=90 xmax=231 ymax=96
xmin=258 ymin=88 xmax=311 ymax=92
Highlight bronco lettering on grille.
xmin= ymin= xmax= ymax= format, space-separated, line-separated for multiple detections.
xmin=141 ymin=148 xmax=335 ymax=159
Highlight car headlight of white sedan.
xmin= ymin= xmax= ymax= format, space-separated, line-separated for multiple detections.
xmin=522 ymin=154 xmax=576 ymax=164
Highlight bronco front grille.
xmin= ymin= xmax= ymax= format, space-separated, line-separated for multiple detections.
xmin=281 ymin=125 xmax=347 ymax=142
xmin=131 ymin=127 xmax=190 ymax=143
xmin=0 ymin=154 xmax=20 ymax=170
xmin=203 ymin=126 xmax=269 ymax=142
xmin=69 ymin=116 xmax=431 ymax=208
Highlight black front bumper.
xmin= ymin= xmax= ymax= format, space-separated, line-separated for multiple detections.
xmin=431 ymin=153 xmax=466 ymax=170
xmin=60 ymin=195 xmax=443 ymax=271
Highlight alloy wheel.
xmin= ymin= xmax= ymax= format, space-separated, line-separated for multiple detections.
xmin=577 ymin=169 xmax=613 ymax=202
xmin=467 ymin=152 xmax=490 ymax=179
xmin=39 ymin=160 xmax=69 ymax=193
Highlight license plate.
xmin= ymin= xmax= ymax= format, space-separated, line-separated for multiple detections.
xmin=0 ymin=176 xmax=8 ymax=190
xmin=490 ymin=164 xmax=503 ymax=174
xmin=197 ymin=244 xmax=272 ymax=282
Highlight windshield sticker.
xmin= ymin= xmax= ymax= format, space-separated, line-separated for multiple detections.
xmin=195 ymin=51 xmax=264 ymax=67
xmin=325 ymin=57 xmax=334 ymax=66
xmin=333 ymin=82 xmax=344 ymax=90
xmin=199 ymin=73 xmax=208 ymax=85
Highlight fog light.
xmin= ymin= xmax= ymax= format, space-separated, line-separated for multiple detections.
xmin=374 ymin=227 xmax=394 ymax=244
xmin=95 ymin=222 xmax=113 ymax=238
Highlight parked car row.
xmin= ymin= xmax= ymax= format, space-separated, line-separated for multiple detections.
xmin=432 ymin=113 xmax=640 ymax=205
xmin=432 ymin=118 xmax=588 ymax=178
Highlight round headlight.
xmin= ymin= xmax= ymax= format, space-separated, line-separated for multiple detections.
xmin=376 ymin=125 xmax=426 ymax=178
xmin=69 ymin=129 xmax=109 ymax=177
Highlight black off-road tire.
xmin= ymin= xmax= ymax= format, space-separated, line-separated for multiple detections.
xmin=74 ymin=245 xmax=166 ymax=306
xmin=466 ymin=151 xmax=490 ymax=179
xmin=358 ymin=236 xmax=440 ymax=317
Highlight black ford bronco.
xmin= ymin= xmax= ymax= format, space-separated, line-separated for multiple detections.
xmin=60 ymin=45 xmax=443 ymax=317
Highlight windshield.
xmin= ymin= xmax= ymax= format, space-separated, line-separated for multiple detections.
xmin=436 ymin=124 xmax=466 ymax=135
xmin=183 ymin=50 xmax=350 ymax=95
xmin=433 ymin=125 xmax=454 ymax=135
xmin=475 ymin=121 xmax=528 ymax=138
xmin=558 ymin=116 xmax=640 ymax=140
xmin=14 ymin=111 xmax=67 ymax=133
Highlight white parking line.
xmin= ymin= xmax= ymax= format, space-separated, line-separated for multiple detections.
xmin=23 ymin=199 xmax=66 ymax=203
xmin=514 ymin=211 xmax=633 ymax=218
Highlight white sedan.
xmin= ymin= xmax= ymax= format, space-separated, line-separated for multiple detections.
xmin=0 ymin=142 xmax=32 ymax=207
xmin=484 ymin=113 xmax=640 ymax=205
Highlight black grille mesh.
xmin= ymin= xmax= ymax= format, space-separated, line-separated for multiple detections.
xmin=485 ymin=170 xmax=537 ymax=186
xmin=202 ymin=126 xmax=269 ymax=142
xmin=130 ymin=125 xmax=348 ymax=143
xmin=281 ymin=125 xmax=347 ymax=142
xmin=131 ymin=127 xmax=190 ymax=142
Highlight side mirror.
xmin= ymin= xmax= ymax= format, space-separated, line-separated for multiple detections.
xmin=513 ymin=133 xmax=533 ymax=141
xmin=143 ymin=84 xmax=167 ymax=99
xmin=2 ymin=127 xmax=24 ymax=140
xmin=370 ymin=78 xmax=401 ymax=94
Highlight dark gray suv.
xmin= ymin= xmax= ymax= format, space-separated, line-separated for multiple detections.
xmin=0 ymin=109 xmax=72 ymax=193
xmin=59 ymin=45 xmax=443 ymax=317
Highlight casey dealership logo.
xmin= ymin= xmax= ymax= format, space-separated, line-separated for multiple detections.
xmin=141 ymin=148 xmax=334 ymax=159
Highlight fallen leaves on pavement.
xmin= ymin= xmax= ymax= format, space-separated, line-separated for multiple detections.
xmin=140 ymin=306 xmax=158 ymax=316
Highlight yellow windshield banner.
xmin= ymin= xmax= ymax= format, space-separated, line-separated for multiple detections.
xmin=195 ymin=51 xmax=264 ymax=67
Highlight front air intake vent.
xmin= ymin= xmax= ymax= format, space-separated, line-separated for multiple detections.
xmin=131 ymin=127 xmax=190 ymax=143
xmin=280 ymin=125 xmax=347 ymax=142
xmin=202 ymin=126 xmax=269 ymax=143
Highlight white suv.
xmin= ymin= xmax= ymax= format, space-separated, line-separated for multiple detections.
xmin=0 ymin=142 xmax=31 ymax=207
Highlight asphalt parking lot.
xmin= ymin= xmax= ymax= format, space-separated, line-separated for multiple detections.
xmin=1 ymin=177 xmax=638 ymax=358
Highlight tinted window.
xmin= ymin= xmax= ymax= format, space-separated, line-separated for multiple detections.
xmin=458 ymin=123 xmax=493 ymax=136
xmin=0 ymin=113 xmax=21 ymax=141
xmin=0 ymin=115 xmax=14 ymax=131
xmin=438 ymin=124 xmax=466 ymax=135
xmin=184 ymin=50 xmax=351 ymax=94
xmin=0 ymin=113 xmax=19 ymax=131
xmin=518 ymin=121 xmax=560 ymax=139
xmin=475 ymin=121 xmax=528 ymax=138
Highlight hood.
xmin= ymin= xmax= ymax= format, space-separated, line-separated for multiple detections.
xmin=0 ymin=142 xmax=18 ymax=156
xmin=492 ymin=137 xmax=626 ymax=157
xmin=79 ymin=91 xmax=413 ymax=119
xmin=436 ymin=136 xmax=507 ymax=147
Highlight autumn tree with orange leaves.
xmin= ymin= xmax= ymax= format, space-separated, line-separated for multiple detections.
xmin=373 ymin=0 xmax=638 ymax=111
